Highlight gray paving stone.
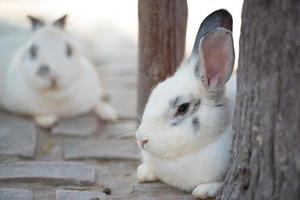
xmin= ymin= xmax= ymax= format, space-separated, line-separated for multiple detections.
xmin=56 ymin=189 xmax=107 ymax=200
xmin=0 ymin=162 xmax=95 ymax=185
xmin=104 ymin=121 xmax=136 ymax=139
xmin=0 ymin=114 xmax=36 ymax=158
xmin=52 ymin=115 xmax=99 ymax=137
xmin=0 ymin=188 xmax=33 ymax=200
xmin=109 ymin=196 xmax=191 ymax=200
xmin=64 ymin=139 xmax=140 ymax=160
xmin=129 ymin=183 xmax=193 ymax=200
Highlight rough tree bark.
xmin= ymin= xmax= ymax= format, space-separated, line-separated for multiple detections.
xmin=217 ymin=0 xmax=300 ymax=200
xmin=137 ymin=0 xmax=187 ymax=118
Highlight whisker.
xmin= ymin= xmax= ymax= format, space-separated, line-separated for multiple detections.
xmin=114 ymin=119 xmax=136 ymax=123
xmin=111 ymin=131 xmax=136 ymax=139
xmin=136 ymin=114 xmax=142 ymax=122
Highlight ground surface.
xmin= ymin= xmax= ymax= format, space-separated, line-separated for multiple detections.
xmin=0 ymin=22 xmax=193 ymax=200
xmin=0 ymin=112 xmax=192 ymax=200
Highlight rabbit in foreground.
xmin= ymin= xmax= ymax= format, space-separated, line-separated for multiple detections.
xmin=136 ymin=9 xmax=236 ymax=199
xmin=0 ymin=15 xmax=118 ymax=128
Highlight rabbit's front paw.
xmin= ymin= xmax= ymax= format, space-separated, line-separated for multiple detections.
xmin=95 ymin=102 xmax=118 ymax=121
xmin=192 ymin=182 xmax=222 ymax=199
xmin=34 ymin=115 xmax=59 ymax=128
xmin=137 ymin=163 xmax=158 ymax=183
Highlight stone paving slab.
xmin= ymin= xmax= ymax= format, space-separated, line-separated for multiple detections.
xmin=0 ymin=162 xmax=96 ymax=186
xmin=0 ymin=114 xmax=36 ymax=158
xmin=56 ymin=189 xmax=107 ymax=200
xmin=64 ymin=139 xmax=140 ymax=160
xmin=52 ymin=115 xmax=99 ymax=137
xmin=130 ymin=183 xmax=194 ymax=200
xmin=0 ymin=188 xmax=33 ymax=200
xmin=110 ymin=196 xmax=192 ymax=200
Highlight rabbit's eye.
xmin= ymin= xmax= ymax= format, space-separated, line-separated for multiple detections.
xmin=29 ymin=44 xmax=38 ymax=59
xmin=66 ymin=43 xmax=73 ymax=57
xmin=175 ymin=103 xmax=190 ymax=116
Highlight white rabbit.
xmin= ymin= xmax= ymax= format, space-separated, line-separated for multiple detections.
xmin=136 ymin=9 xmax=236 ymax=199
xmin=0 ymin=15 xmax=118 ymax=128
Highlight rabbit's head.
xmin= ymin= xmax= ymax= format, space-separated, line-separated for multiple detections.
xmin=21 ymin=15 xmax=80 ymax=91
xmin=136 ymin=9 xmax=235 ymax=159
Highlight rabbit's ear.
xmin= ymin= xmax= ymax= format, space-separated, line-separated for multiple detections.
xmin=197 ymin=27 xmax=234 ymax=92
xmin=191 ymin=9 xmax=232 ymax=57
xmin=192 ymin=9 xmax=234 ymax=93
xmin=27 ymin=15 xmax=45 ymax=30
xmin=53 ymin=14 xmax=68 ymax=29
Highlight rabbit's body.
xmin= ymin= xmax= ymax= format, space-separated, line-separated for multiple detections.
xmin=0 ymin=15 xmax=117 ymax=127
xmin=136 ymin=10 xmax=236 ymax=199
xmin=1 ymin=55 xmax=101 ymax=117
xmin=140 ymin=74 xmax=235 ymax=192
xmin=142 ymin=126 xmax=232 ymax=191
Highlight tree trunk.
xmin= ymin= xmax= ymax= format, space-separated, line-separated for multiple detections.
xmin=218 ymin=0 xmax=300 ymax=200
xmin=137 ymin=0 xmax=187 ymax=119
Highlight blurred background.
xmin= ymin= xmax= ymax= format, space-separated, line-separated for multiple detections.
xmin=0 ymin=0 xmax=243 ymax=52
xmin=0 ymin=0 xmax=242 ymax=75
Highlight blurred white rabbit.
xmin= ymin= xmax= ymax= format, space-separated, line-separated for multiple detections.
xmin=0 ymin=15 xmax=118 ymax=128
xmin=136 ymin=9 xmax=236 ymax=199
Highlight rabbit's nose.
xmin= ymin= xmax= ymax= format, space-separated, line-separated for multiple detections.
xmin=141 ymin=139 xmax=149 ymax=145
xmin=139 ymin=139 xmax=149 ymax=149
xmin=37 ymin=64 xmax=50 ymax=77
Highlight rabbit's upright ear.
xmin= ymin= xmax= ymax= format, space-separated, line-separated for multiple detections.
xmin=27 ymin=15 xmax=45 ymax=30
xmin=53 ymin=14 xmax=68 ymax=29
xmin=193 ymin=9 xmax=234 ymax=93
xmin=197 ymin=28 xmax=234 ymax=91
xmin=191 ymin=9 xmax=232 ymax=57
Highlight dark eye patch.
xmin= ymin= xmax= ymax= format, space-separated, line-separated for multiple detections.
xmin=169 ymin=95 xmax=201 ymax=127
xmin=192 ymin=117 xmax=200 ymax=134
xmin=29 ymin=44 xmax=38 ymax=59
xmin=215 ymin=104 xmax=224 ymax=107
xmin=66 ymin=43 xmax=73 ymax=57
xmin=192 ymin=99 xmax=201 ymax=113
xmin=170 ymin=96 xmax=181 ymax=108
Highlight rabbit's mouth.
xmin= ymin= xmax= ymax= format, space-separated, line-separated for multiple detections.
xmin=43 ymin=78 xmax=64 ymax=91
xmin=50 ymin=79 xmax=60 ymax=89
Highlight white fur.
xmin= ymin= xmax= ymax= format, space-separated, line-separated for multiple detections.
xmin=0 ymin=23 xmax=117 ymax=127
xmin=136 ymin=30 xmax=236 ymax=198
